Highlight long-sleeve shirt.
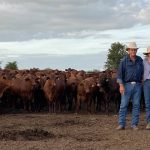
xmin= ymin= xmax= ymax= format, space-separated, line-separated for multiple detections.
xmin=117 ymin=54 xmax=144 ymax=84
xmin=143 ymin=58 xmax=150 ymax=81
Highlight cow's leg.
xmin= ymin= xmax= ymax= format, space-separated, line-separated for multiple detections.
xmin=56 ymin=100 xmax=60 ymax=113
xmin=106 ymin=101 xmax=109 ymax=115
xmin=67 ymin=95 xmax=70 ymax=111
xmin=97 ymin=93 xmax=102 ymax=112
xmin=28 ymin=100 xmax=32 ymax=112
xmin=93 ymin=95 xmax=97 ymax=114
xmin=57 ymin=101 xmax=60 ymax=113
xmin=75 ymin=96 xmax=80 ymax=114
xmin=48 ymin=101 xmax=51 ymax=113
xmin=115 ymin=94 xmax=120 ymax=114
xmin=87 ymin=98 xmax=92 ymax=114
xmin=99 ymin=97 xmax=102 ymax=112
xmin=52 ymin=102 xmax=54 ymax=113
xmin=23 ymin=100 xmax=27 ymax=111
xmin=106 ymin=95 xmax=111 ymax=115
xmin=53 ymin=101 xmax=56 ymax=113
xmin=74 ymin=95 xmax=77 ymax=111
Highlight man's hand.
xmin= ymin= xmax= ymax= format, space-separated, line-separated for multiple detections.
xmin=119 ymin=84 xmax=125 ymax=95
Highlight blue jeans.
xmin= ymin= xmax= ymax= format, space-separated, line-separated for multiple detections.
xmin=118 ymin=83 xmax=142 ymax=127
xmin=143 ymin=80 xmax=150 ymax=123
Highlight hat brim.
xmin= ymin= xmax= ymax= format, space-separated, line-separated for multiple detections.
xmin=126 ymin=48 xmax=139 ymax=51
xmin=143 ymin=52 xmax=150 ymax=55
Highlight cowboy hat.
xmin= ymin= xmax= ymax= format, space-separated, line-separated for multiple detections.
xmin=127 ymin=42 xmax=139 ymax=50
xmin=143 ymin=46 xmax=150 ymax=55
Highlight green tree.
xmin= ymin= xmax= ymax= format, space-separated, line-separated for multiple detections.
xmin=5 ymin=61 xmax=18 ymax=70
xmin=105 ymin=42 xmax=127 ymax=70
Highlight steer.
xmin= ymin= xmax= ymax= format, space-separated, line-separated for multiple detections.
xmin=10 ymin=76 xmax=34 ymax=111
xmin=76 ymin=77 xmax=96 ymax=113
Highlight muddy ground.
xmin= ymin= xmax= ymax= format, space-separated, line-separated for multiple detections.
xmin=0 ymin=113 xmax=150 ymax=150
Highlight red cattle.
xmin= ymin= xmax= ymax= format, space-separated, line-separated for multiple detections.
xmin=43 ymin=78 xmax=56 ymax=113
xmin=0 ymin=77 xmax=10 ymax=98
xmin=10 ymin=76 xmax=34 ymax=111
xmin=76 ymin=77 xmax=96 ymax=113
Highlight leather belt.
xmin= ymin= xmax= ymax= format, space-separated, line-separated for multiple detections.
xmin=126 ymin=81 xmax=140 ymax=84
xmin=130 ymin=81 xmax=136 ymax=85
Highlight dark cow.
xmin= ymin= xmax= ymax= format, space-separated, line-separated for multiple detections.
xmin=54 ymin=73 xmax=66 ymax=112
xmin=96 ymin=70 xmax=121 ymax=114
xmin=96 ymin=72 xmax=111 ymax=114
xmin=33 ymin=77 xmax=46 ymax=112
xmin=109 ymin=71 xmax=121 ymax=114
xmin=66 ymin=76 xmax=78 ymax=111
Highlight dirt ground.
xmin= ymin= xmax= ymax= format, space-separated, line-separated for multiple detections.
xmin=0 ymin=112 xmax=150 ymax=150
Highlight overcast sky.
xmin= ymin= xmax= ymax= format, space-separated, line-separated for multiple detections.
xmin=0 ymin=0 xmax=150 ymax=70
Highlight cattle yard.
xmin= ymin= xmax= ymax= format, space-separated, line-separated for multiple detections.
xmin=0 ymin=113 xmax=150 ymax=150
xmin=0 ymin=68 xmax=148 ymax=149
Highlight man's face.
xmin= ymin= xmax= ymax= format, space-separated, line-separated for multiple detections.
xmin=128 ymin=48 xmax=137 ymax=57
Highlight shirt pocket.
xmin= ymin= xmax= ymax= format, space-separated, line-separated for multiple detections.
xmin=136 ymin=61 xmax=143 ymax=74
xmin=126 ymin=62 xmax=134 ymax=76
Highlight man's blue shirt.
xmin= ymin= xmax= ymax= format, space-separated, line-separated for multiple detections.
xmin=117 ymin=54 xmax=144 ymax=84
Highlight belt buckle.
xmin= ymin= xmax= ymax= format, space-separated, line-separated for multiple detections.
xmin=131 ymin=81 xmax=136 ymax=84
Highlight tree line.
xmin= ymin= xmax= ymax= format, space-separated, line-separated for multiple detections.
xmin=0 ymin=61 xmax=18 ymax=70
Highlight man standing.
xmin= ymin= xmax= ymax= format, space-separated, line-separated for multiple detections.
xmin=116 ymin=42 xmax=143 ymax=130
xmin=143 ymin=47 xmax=150 ymax=129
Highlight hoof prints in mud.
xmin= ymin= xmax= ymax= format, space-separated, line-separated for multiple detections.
xmin=0 ymin=128 xmax=55 ymax=141
xmin=53 ymin=119 xmax=80 ymax=126
xmin=74 ymin=136 xmax=108 ymax=142
xmin=73 ymin=133 xmax=108 ymax=142
xmin=57 ymin=133 xmax=108 ymax=142
xmin=53 ymin=119 xmax=97 ymax=127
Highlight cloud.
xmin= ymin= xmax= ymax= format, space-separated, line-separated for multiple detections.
xmin=0 ymin=0 xmax=150 ymax=41
xmin=137 ymin=8 xmax=150 ymax=23
xmin=0 ymin=23 xmax=150 ymax=57
xmin=0 ymin=38 xmax=107 ymax=55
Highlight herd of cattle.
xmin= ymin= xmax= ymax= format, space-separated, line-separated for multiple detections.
xmin=1 ymin=68 xmax=145 ymax=114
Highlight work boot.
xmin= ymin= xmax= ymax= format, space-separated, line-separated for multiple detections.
xmin=146 ymin=123 xmax=150 ymax=130
xmin=131 ymin=125 xmax=139 ymax=130
xmin=116 ymin=125 xmax=125 ymax=130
